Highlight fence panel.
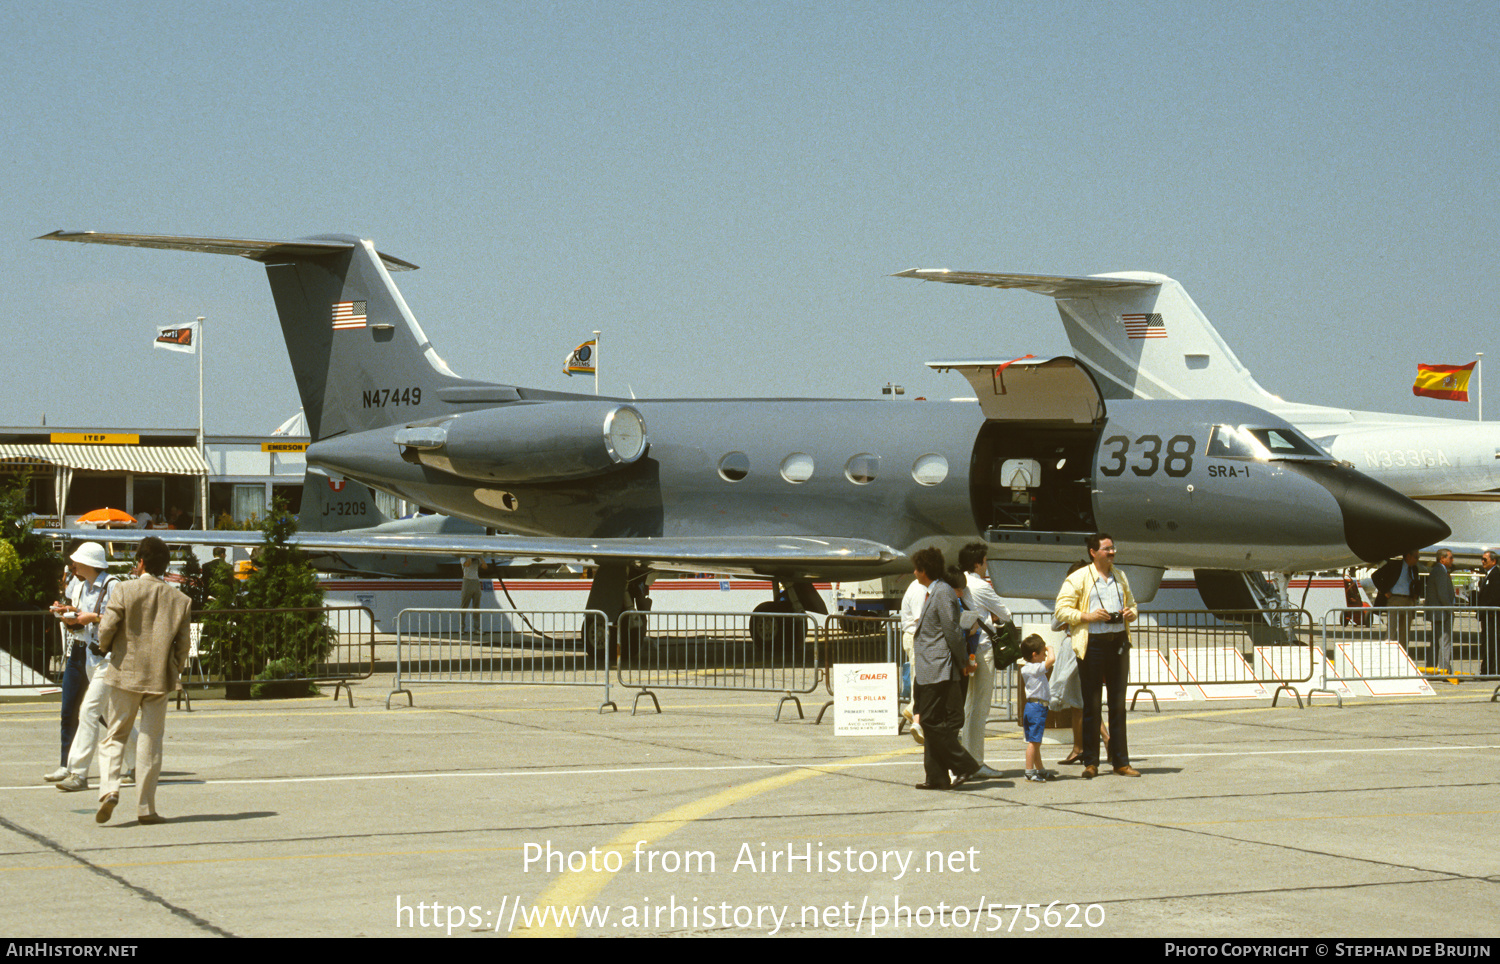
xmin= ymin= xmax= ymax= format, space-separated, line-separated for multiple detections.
xmin=0 ymin=610 xmax=64 ymax=691
xmin=614 ymin=610 xmax=822 ymax=716
xmin=1320 ymin=605 xmax=1500 ymax=691
xmin=390 ymin=608 xmax=611 ymax=709
xmin=1112 ymin=608 xmax=1317 ymax=707
xmin=193 ymin=605 xmax=375 ymax=705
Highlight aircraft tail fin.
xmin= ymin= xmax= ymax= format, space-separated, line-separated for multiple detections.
xmin=298 ymin=467 xmax=394 ymax=532
xmin=38 ymin=231 xmax=523 ymax=441
xmin=894 ymin=268 xmax=1280 ymax=406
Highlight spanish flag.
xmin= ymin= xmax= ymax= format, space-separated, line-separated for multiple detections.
xmin=1413 ymin=362 xmax=1476 ymax=402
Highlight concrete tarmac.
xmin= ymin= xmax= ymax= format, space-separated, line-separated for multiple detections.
xmin=1 ymin=681 xmax=1497 ymax=939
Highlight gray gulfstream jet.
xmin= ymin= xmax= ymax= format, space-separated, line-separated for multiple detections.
xmin=40 ymin=231 xmax=1446 ymax=630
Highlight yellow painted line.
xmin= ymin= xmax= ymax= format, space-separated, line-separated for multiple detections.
xmin=519 ymin=746 xmax=918 ymax=937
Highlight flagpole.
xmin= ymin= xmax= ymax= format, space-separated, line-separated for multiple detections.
xmin=1478 ymin=352 xmax=1484 ymax=422
xmin=593 ymin=328 xmax=601 ymax=396
xmin=197 ymin=316 xmax=208 ymax=529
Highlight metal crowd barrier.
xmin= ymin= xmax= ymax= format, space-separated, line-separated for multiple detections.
xmin=389 ymin=608 xmax=614 ymax=711
xmin=614 ymin=610 xmax=822 ymax=717
xmin=193 ymin=605 xmax=375 ymax=706
xmin=1008 ymin=608 xmax=1320 ymax=710
xmin=0 ymin=610 xmax=64 ymax=691
xmin=1320 ymin=606 xmax=1500 ymax=701
xmin=374 ymin=603 xmax=1500 ymax=721
xmin=1125 ymin=608 xmax=1319 ymax=708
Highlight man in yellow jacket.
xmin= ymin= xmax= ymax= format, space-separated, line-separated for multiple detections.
xmin=1054 ymin=533 xmax=1140 ymax=779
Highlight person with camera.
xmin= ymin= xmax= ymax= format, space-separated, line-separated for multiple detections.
xmin=45 ymin=542 xmax=135 ymax=789
xmin=1054 ymin=533 xmax=1139 ymax=779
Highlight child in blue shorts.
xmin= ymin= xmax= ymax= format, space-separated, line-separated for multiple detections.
xmin=1017 ymin=634 xmax=1057 ymax=783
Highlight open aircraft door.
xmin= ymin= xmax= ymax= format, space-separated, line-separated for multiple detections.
xmin=929 ymin=356 xmax=1142 ymax=599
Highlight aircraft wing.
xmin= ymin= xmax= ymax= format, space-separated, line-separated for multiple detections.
xmin=42 ymin=529 xmax=902 ymax=575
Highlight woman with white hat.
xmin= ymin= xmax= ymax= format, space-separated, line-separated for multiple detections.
xmin=45 ymin=543 xmax=136 ymax=790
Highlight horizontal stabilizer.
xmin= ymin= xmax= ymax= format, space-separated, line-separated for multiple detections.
xmin=892 ymin=268 xmax=1160 ymax=296
xmin=36 ymin=230 xmax=418 ymax=272
xmin=898 ymin=265 xmax=1275 ymax=407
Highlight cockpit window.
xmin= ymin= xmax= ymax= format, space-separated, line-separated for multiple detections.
xmin=1249 ymin=427 xmax=1325 ymax=457
xmin=1208 ymin=425 xmax=1330 ymax=460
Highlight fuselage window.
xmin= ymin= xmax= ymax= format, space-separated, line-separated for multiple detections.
xmin=780 ymin=453 xmax=815 ymax=483
xmin=718 ymin=452 xmax=750 ymax=482
xmin=912 ymin=453 xmax=948 ymax=486
xmin=844 ymin=453 xmax=879 ymax=484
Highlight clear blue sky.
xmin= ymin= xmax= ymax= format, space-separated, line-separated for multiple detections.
xmin=6 ymin=0 xmax=1497 ymax=432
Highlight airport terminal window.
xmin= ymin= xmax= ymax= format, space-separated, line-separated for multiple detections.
xmin=718 ymin=452 xmax=749 ymax=482
xmin=912 ymin=454 xmax=948 ymax=486
xmin=844 ymin=453 xmax=879 ymax=485
xmin=780 ymin=453 xmax=814 ymax=483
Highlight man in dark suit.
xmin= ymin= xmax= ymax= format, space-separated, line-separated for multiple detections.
xmin=1476 ymin=551 xmax=1500 ymax=678
xmin=202 ymin=546 xmax=233 ymax=599
xmin=1425 ymin=549 xmax=1455 ymax=675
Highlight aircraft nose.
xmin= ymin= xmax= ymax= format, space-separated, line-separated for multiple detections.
xmin=1282 ymin=462 xmax=1451 ymax=563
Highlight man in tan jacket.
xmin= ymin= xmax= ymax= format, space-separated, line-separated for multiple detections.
xmin=94 ymin=537 xmax=191 ymax=825
xmin=1054 ymin=533 xmax=1140 ymax=780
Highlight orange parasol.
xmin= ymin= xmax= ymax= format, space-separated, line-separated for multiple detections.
xmin=75 ymin=507 xmax=136 ymax=528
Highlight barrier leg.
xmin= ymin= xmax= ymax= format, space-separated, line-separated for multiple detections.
xmin=774 ymin=694 xmax=804 ymax=722
xmin=631 ymin=689 xmax=661 ymax=716
xmin=1270 ymin=683 xmax=1303 ymax=709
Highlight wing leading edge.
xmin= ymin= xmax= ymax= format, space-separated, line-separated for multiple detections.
xmin=44 ymin=529 xmax=903 ymax=576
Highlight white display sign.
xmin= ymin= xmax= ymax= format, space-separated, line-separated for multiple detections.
xmin=833 ymin=662 xmax=898 ymax=735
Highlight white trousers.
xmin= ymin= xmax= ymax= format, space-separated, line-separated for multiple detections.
xmin=960 ymin=638 xmax=995 ymax=764
xmin=66 ymin=661 xmax=137 ymax=779
xmin=98 ymin=687 xmax=167 ymax=817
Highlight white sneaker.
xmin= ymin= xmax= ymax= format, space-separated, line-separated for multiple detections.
xmin=43 ymin=767 xmax=69 ymax=783
xmin=910 ymin=721 xmax=924 ymax=745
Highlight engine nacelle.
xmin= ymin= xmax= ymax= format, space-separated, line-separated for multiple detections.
xmin=393 ymin=402 xmax=648 ymax=483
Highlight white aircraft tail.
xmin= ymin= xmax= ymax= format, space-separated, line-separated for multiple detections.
xmin=895 ymin=269 xmax=1281 ymax=406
